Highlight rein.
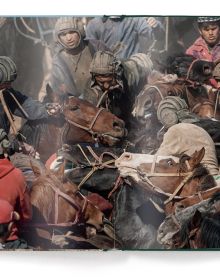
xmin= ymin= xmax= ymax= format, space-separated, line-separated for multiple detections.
xmin=76 ymin=144 xmax=118 ymax=189
xmin=47 ymin=180 xmax=88 ymax=227
xmin=137 ymin=155 xmax=193 ymax=204
xmin=141 ymin=85 xmax=165 ymax=101
xmin=184 ymin=86 xmax=214 ymax=115
xmin=214 ymin=89 xmax=220 ymax=118
xmin=0 ymin=89 xmax=29 ymax=135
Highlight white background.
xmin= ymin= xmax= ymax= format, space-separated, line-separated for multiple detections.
xmin=1 ymin=0 xmax=220 ymax=278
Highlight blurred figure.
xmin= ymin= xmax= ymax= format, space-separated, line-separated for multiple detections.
xmin=86 ymin=16 xmax=165 ymax=59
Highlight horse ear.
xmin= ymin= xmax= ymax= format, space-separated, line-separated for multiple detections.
xmin=188 ymin=147 xmax=205 ymax=169
xmin=29 ymin=159 xmax=42 ymax=177
xmin=46 ymin=83 xmax=54 ymax=102
xmin=54 ymin=159 xmax=66 ymax=181
xmin=190 ymin=210 xmax=202 ymax=228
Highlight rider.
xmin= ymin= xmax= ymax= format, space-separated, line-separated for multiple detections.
xmin=86 ymin=50 xmax=153 ymax=127
xmin=156 ymin=96 xmax=219 ymax=176
xmin=49 ymin=17 xmax=109 ymax=98
xmin=0 ymin=147 xmax=32 ymax=249
xmin=0 ymin=56 xmax=60 ymax=156
xmin=186 ymin=17 xmax=220 ymax=62
xmin=85 ymin=16 xmax=165 ymax=59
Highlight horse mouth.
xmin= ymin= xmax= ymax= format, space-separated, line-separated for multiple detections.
xmin=100 ymin=134 xmax=122 ymax=146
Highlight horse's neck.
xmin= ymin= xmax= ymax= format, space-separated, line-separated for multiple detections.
xmin=63 ymin=125 xmax=95 ymax=145
xmin=115 ymin=183 xmax=145 ymax=216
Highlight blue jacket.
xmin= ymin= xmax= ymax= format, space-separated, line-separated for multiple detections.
xmin=86 ymin=17 xmax=165 ymax=59
xmin=0 ymin=88 xmax=48 ymax=133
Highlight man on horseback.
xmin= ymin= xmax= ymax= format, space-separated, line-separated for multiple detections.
xmin=0 ymin=56 xmax=60 ymax=156
xmin=85 ymin=50 xmax=153 ymax=128
xmin=49 ymin=17 xmax=109 ymax=98
xmin=186 ymin=17 xmax=220 ymax=62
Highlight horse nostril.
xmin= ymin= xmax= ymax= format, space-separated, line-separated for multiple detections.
xmin=113 ymin=121 xmax=124 ymax=131
xmin=143 ymin=99 xmax=153 ymax=112
xmin=203 ymin=66 xmax=211 ymax=75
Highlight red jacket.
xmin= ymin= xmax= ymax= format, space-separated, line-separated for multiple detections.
xmin=186 ymin=37 xmax=220 ymax=62
xmin=0 ymin=158 xmax=32 ymax=241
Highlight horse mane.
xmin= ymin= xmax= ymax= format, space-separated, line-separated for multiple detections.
xmin=209 ymin=191 xmax=220 ymax=205
xmin=200 ymin=212 xmax=220 ymax=248
xmin=173 ymin=219 xmax=190 ymax=248
xmin=20 ymin=117 xmax=65 ymax=150
xmin=195 ymin=119 xmax=220 ymax=142
xmin=166 ymin=54 xmax=195 ymax=77
xmin=179 ymin=154 xmax=216 ymax=191
xmin=173 ymin=190 xmax=220 ymax=248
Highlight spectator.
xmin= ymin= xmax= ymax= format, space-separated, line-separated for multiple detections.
xmin=49 ymin=17 xmax=108 ymax=98
xmin=186 ymin=17 xmax=220 ymax=62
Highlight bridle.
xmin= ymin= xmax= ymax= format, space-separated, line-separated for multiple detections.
xmin=47 ymin=181 xmax=89 ymax=227
xmin=76 ymin=144 xmax=118 ymax=190
xmin=134 ymin=85 xmax=165 ymax=116
xmin=136 ymin=154 xmax=194 ymax=204
xmin=62 ymin=103 xmax=106 ymax=141
xmin=184 ymin=85 xmax=215 ymax=115
xmin=176 ymin=59 xmax=216 ymax=116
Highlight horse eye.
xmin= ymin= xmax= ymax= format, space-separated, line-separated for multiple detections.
xmin=167 ymin=159 xmax=173 ymax=166
xmin=70 ymin=105 xmax=79 ymax=111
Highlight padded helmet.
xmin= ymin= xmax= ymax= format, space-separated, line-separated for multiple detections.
xmin=54 ymin=17 xmax=85 ymax=49
xmin=89 ymin=51 xmax=122 ymax=76
xmin=157 ymin=96 xmax=189 ymax=128
xmin=0 ymin=56 xmax=17 ymax=84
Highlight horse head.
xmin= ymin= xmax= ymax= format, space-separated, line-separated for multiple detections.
xmin=62 ymin=96 xmax=126 ymax=146
xmin=115 ymin=148 xmax=215 ymax=211
xmin=167 ymin=54 xmax=214 ymax=83
xmin=132 ymin=71 xmax=183 ymax=129
xmin=157 ymin=191 xmax=220 ymax=249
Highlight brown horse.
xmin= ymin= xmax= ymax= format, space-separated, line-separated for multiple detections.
xmin=133 ymin=69 xmax=216 ymax=125
xmin=20 ymin=86 xmax=126 ymax=163
xmin=157 ymin=192 xmax=220 ymax=249
xmin=115 ymin=148 xmax=216 ymax=215
xmin=20 ymin=160 xmax=118 ymax=249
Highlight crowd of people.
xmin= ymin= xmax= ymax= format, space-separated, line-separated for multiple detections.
xmin=1 ymin=16 xmax=220 ymax=249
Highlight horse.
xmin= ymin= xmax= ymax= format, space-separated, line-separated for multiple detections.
xmin=115 ymin=148 xmax=216 ymax=215
xmin=45 ymin=144 xmax=164 ymax=249
xmin=20 ymin=85 xmax=126 ymax=163
xmin=19 ymin=157 xmax=119 ymax=250
xmin=157 ymin=192 xmax=220 ymax=249
xmin=132 ymin=56 xmax=216 ymax=126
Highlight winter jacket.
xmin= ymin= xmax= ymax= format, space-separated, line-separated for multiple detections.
xmin=186 ymin=37 xmax=220 ymax=62
xmin=50 ymin=39 xmax=109 ymax=97
xmin=0 ymin=158 xmax=32 ymax=241
xmin=84 ymin=53 xmax=153 ymax=126
xmin=86 ymin=17 xmax=165 ymax=59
